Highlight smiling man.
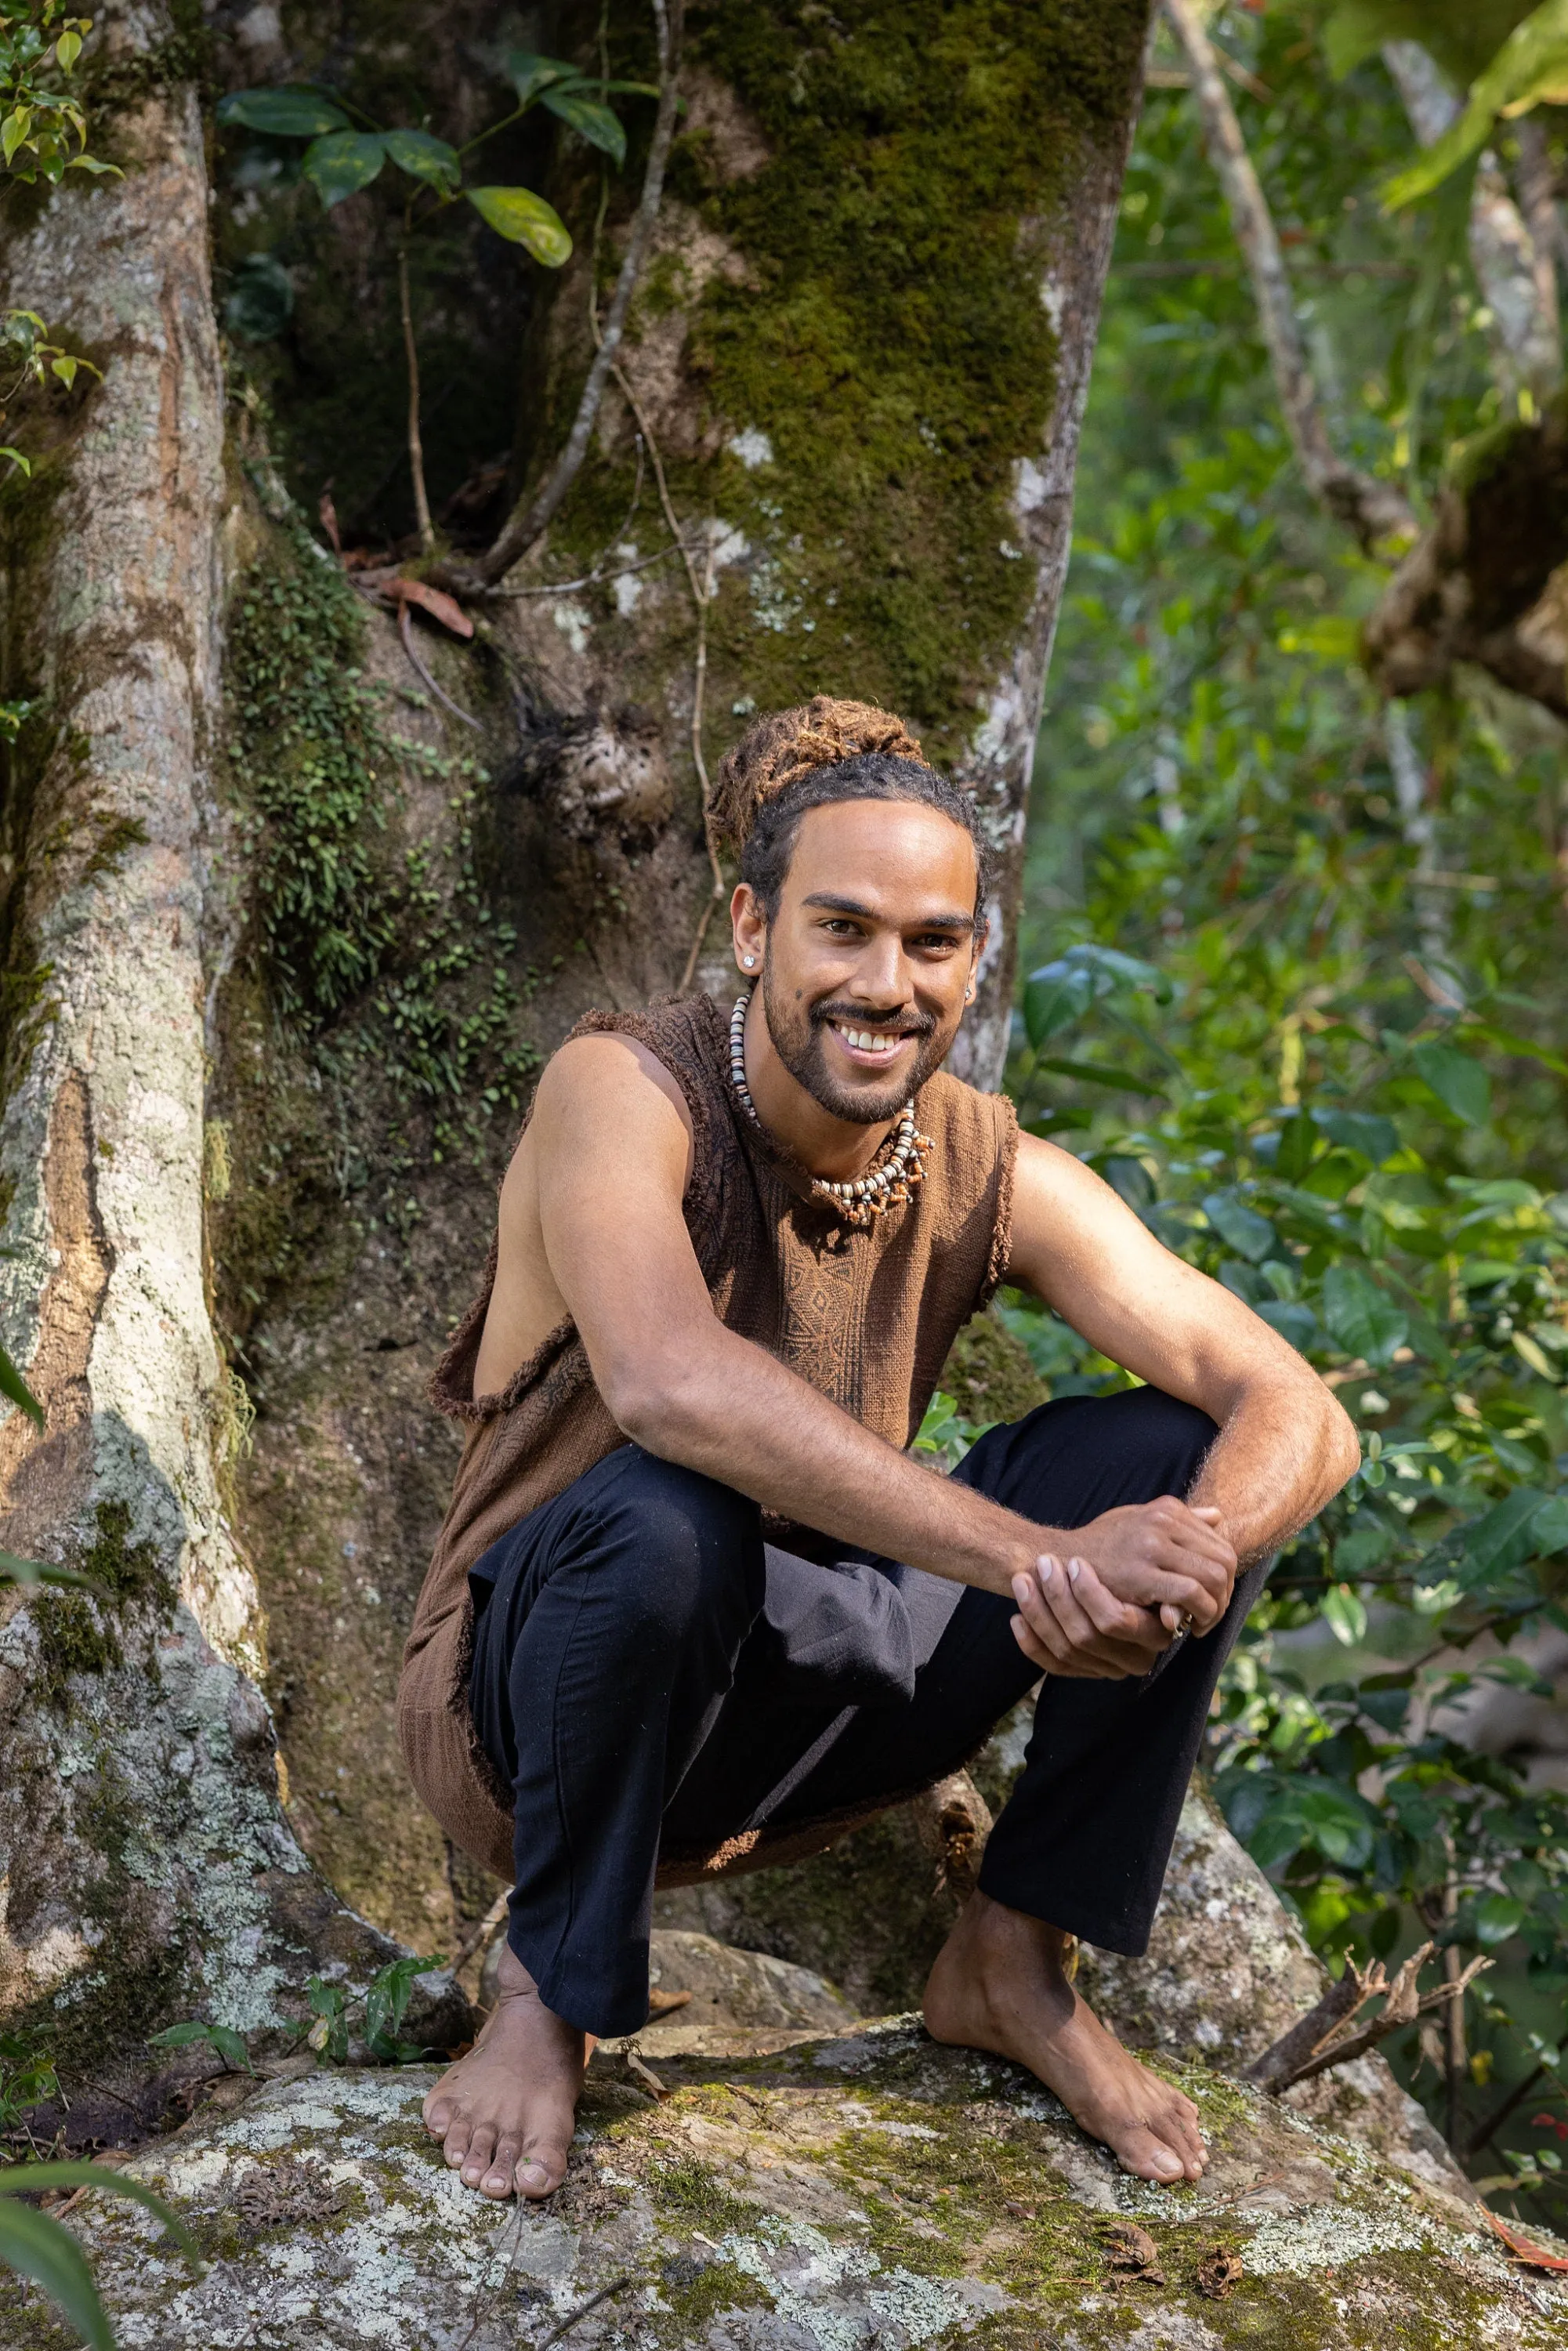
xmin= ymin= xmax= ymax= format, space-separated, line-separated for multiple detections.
xmin=400 ymin=697 xmax=1358 ymax=2205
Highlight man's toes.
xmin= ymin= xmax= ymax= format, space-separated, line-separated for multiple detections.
xmin=441 ymin=2118 xmax=474 ymax=2168
xmin=480 ymin=2139 xmax=523 ymax=2200
xmin=423 ymin=2092 xmax=456 ymax=2137
xmin=516 ymin=2137 xmax=569 ymax=2201
xmin=460 ymin=2124 xmax=498 ymax=2186
xmin=1122 ymin=2131 xmax=1186 ymax=2183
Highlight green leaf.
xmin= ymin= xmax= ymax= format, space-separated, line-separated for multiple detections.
xmin=56 ymin=29 xmax=81 ymax=70
xmin=1023 ymin=961 xmax=1095 ymax=1047
xmin=364 ymin=1952 xmax=440 ymax=2050
xmin=1384 ymin=0 xmax=1568 ymax=208
xmin=465 ymin=184 xmax=572 ymax=265
xmin=49 ymin=353 xmax=75 ymax=388
xmin=1531 ymin=1495 xmax=1568 ymax=1554
xmin=1456 ymin=1488 xmax=1554 ymax=1588
xmin=1204 ymin=1190 xmax=1276 ymax=1262
xmin=0 ymin=2199 xmax=113 ymax=2351
xmin=1 ymin=107 xmax=30 ymax=166
xmin=1035 ymin=1056 xmax=1164 ymax=1095
xmin=215 ymin=87 xmax=353 ymax=138
xmin=0 ymin=2158 xmax=201 ymax=2257
xmin=1411 ymin=1038 xmax=1490 ymax=1125
xmin=1313 ymin=1107 xmax=1400 ymax=1165
xmin=0 ymin=1552 xmax=102 ymax=1588
xmin=504 ymin=52 xmax=582 ymax=107
xmin=1475 ymin=1893 xmax=1527 ymax=1947
xmin=1293 ymin=1783 xmax=1377 ymax=1869
xmin=541 ymin=85 xmax=626 ymax=166
xmin=1254 ymin=1299 xmax=1317 ymax=1353
xmin=383 ymin=128 xmax=461 ymax=195
xmin=0 ymin=1342 xmax=42 ymax=1426
xmin=302 ymin=130 xmax=387 ymax=208
xmin=0 ymin=447 xmax=30 ymax=478
xmin=1322 ymin=1583 xmax=1369 ymax=1646
xmin=1320 ymin=1263 xmax=1408 ymax=1366
xmin=1275 ymin=1112 xmax=1320 ymax=1183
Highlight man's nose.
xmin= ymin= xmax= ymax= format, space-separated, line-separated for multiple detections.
xmin=846 ymin=933 xmax=910 ymax=1007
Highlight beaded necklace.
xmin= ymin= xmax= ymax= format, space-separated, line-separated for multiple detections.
xmin=728 ymin=991 xmax=932 ymax=1228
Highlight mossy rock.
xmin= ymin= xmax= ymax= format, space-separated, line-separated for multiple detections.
xmin=20 ymin=2026 xmax=1565 ymax=2349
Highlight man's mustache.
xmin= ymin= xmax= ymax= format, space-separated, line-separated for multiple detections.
xmin=807 ymin=1002 xmax=936 ymax=1038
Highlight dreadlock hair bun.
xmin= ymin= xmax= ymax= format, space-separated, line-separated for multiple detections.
xmin=711 ymin=695 xmax=927 ymax=853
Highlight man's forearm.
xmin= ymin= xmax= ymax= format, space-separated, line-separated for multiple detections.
xmin=1186 ymin=1377 xmax=1359 ymax=1567
xmin=616 ymin=1325 xmax=1045 ymax=1596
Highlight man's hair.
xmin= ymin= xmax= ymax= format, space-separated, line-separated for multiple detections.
xmin=712 ymin=696 xmax=990 ymax=924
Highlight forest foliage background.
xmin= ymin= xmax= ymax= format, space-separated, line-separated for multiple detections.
xmin=985 ymin=0 xmax=1568 ymax=2227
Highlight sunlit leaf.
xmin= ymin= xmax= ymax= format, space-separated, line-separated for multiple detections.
xmin=56 ymin=30 xmax=81 ymax=71
xmin=1321 ymin=1583 xmax=1368 ymax=1646
xmin=1 ymin=107 xmax=31 ymax=165
xmin=542 ymin=85 xmax=626 ymax=167
xmin=465 ymin=184 xmax=572 ymax=265
xmin=1475 ymin=1892 xmax=1527 ymax=1946
xmin=1320 ymin=1263 xmax=1408 ymax=1366
xmin=215 ymin=87 xmax=353 ymax=139
xmin=302 ymin=130 xmax=387 ymax=208
xmin=1384 ymin=0 xmax=1568 ymax=207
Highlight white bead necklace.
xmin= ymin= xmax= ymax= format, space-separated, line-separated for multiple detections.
xmin=728 ymin=991 xmax=931 ymax=1228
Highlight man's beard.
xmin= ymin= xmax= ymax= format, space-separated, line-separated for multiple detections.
xmin=759 ymin=965 xmax=950 ymax=1125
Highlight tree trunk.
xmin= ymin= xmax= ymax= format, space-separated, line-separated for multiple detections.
xmin=0 ymin=0 xmax=1293 ymax=2121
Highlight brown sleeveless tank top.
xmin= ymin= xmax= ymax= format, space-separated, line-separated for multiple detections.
xmin=397 ymin=993 xmax=1017 ymax=1886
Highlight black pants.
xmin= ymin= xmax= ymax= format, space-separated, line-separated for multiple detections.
xmin=468 ymin=1387 xmax=1266 ymax=2038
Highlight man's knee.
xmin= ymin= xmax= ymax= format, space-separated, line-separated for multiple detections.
xmin=588 ymin=1449 xmax=764 ymax=1643
xmin=1102 ymin=1386 xmax=1219 ymax=1494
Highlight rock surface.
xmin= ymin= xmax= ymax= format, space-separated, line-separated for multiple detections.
xmin=14 ymin=2022 xmax=1564 ymax=2350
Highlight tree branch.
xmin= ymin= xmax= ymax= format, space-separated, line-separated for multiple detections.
xmin=1246 ymin=1941 xmax=1493 ymax=2096
xmin=448 ymin=0 xmax=684 ymax=593
xmin=1163 ymin=0 xmax=1416 ymax=553
xmin=1382 ymin=42 xmax=1561 ymax=408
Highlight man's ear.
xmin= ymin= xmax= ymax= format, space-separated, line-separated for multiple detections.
xmin=965 ymin=917 xmax=989 ymax=1004
xmin=731 ymin=881 xmax=766 ymax=973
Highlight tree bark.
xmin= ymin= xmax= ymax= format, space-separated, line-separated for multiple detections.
xmin=0 ymin=4 xmax=457 ymax=2137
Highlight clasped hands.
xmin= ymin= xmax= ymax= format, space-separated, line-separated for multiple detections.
xmin=1007 ymin=1496 xmax=1238 ymax=1681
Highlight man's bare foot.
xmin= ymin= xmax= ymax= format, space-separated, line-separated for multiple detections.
xmin=923 ymin=1891 xmax=1207 ymax=2185
xmin=422 ymin=1941 xmax=589 ymax=2200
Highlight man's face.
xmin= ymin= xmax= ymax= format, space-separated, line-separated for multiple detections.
xmin=741 ymin=799 xmax=983 ymax=1125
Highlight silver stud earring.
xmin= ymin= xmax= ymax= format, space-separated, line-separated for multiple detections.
xmin=742 ymin=955 xmax=755 ymax=968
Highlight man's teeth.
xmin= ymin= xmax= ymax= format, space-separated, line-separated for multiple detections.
xmin=835 ymin=1024 xmax=905 ymax=1055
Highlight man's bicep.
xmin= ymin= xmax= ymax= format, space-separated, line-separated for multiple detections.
xmin=531 ymin=1037 xmax=714 ymax=1367
xmin=1005 ymin=1132 xmax=1293 ymax=1407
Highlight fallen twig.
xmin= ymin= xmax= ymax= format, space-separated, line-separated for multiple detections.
xmin=397 ymin=600 xmax=481 ymax=730
xmin=535 ymin=2273 xmax=634 ymax=2349
xmin=449 ymin=1891 xmax=509 ymax=1981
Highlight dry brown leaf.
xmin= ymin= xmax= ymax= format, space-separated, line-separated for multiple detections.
xmin=1196 ymin=2242 xmax=1245 ymax=2299
xmin=625 ymin=2045 xmax=669 ymax=2099
xmin=1004 ymin=2197 xmax=1037 ymax=2221
xmin=386 ymin=574 xmax=474 ymax=638
xmin=646 ymin=1987 xmax=692 ymax=2019
xmin=1483 ymin=2208 xmax=1568 ymax=2271
xmin=1103 ymin=2219 xmax=1165 ymax=2282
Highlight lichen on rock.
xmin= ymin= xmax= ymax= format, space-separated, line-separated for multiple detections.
xmin=20 ymin=2021 xmax=1565 ymax=2349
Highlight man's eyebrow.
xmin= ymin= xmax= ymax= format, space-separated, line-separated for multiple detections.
xmin=801 ymin=891 xmax=976 ymax=934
